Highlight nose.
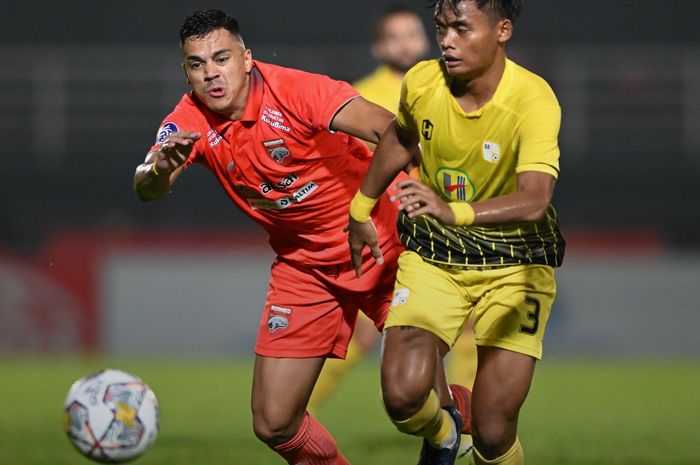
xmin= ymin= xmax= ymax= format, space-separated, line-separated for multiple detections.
xmin=203 ymin=61 xmax=219 ymax=81
xmin=439 ymin=30 xmax=456 ymax=51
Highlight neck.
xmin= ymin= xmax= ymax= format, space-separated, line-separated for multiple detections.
xmin=451 ymin=52 xmax=506 ymax=109
xmin=226 ymin=76 xmax=250 ymax=121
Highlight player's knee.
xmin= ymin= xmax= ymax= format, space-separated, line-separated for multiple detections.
xmin=382 ymin=380 xmax=431 ymax=420
xmin=252 ymin=410 xmax=298 ymax=446
xmin=471 ymin=412 xmax=517 ymax=457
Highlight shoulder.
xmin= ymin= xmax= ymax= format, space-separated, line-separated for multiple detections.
xmin=505 ymin=60 xmax=559 ymax=111
xmin=402 ymin=60 xmax=447 ymax=104
xmin=404 ymin=60 xmax=446 ymax=89
xmin=255 ymin=60 xmax=339 ymax=88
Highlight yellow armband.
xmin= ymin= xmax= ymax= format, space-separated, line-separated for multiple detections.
xmin=448 ymin=202 xmax=475 ymax=226
xmin=349 ymin=190 xmax=378 ymax=223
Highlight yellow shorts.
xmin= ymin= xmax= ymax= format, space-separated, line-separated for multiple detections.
xmin=385 ymin=251 xmax=557 ymax=359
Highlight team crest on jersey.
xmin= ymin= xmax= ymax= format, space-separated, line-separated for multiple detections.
xmin=263 ymin=139 xmax=291 ymax=163
xmin=435 ymin=167 xmax=476 ymax=202
xmin=156 ymin=122 xmax=178 ymax=144
xmin=482 ymin=142 xmax=500 ymax=163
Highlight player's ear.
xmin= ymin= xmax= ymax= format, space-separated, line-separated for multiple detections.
xmin=497 ymin=19 xmax=513 ymax=44
xmin=244 ymin=48 xmax=253 ymax=73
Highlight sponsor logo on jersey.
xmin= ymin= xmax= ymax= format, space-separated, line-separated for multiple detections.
xmin=482 ymin=141 xmax=500 ymax=163
xmin=261 ymin=107 xmax=291 ymax=132
xmin=267 ymin=314 xmax=289 ymax=333
xmin=391 ymin=288 xmax=410 ymax=307
xmin=207 ymin=129 xmax=223 ymax=148
xmin=247 ymin=181 xmax=319 ymax=210
xmin=227 ymin=161 xmax=235 ymax=172
xmin=436 ymin=167 xmax=476 ymax=202
xmin=156 ymin=122 xmax=178 ymax=144
xmin=259 ymin=173 xmax=299 ymax=194
xmin=421 ymin=119 xmax=434 ymax=140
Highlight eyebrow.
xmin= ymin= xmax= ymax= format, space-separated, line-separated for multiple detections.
xmin=185 ymin=48 xmax=233 ymax=62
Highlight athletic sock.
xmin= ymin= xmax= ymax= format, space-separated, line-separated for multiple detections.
xmin=470 ymin=438 xmax=524 ymax=465
xmin=272 ymin=412 xmax=350 ymax=465
xmin=391 ymin=390 xmax=457 ymax=449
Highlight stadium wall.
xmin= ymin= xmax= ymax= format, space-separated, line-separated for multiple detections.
xmin=1 ymin=231 xmax=698 ymax=357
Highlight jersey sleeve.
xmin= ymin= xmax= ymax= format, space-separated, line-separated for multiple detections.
xmin=515 ymin=102 xmax=561 ymax=178
xmin=148 ymin=100 xmax=207 ymax=169
xmin=396 ymin=75 xmax=418 ymax=133
xmin=293 ymin=73 xmax=361 ymax=132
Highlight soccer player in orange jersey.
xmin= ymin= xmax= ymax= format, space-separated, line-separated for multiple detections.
xmin=133 ymin=9 xmax=468 ymax=465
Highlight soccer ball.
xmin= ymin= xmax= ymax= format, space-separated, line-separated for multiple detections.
xmin=63 ymin=369 xmax=159 ymax=463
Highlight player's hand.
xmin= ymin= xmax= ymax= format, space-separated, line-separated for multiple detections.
xmin=392 ymin=179 xmax=457 ymax=225
xmin=347 ymin=217 xmax=384 ymax=278
xmin=153 ymin=131 xmax=201 ymax=173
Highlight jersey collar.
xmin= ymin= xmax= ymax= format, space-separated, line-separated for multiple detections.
xmin=240 ymin=63 xmax=263 ymax=124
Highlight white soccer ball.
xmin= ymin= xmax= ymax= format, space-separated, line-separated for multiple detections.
xmin=63 ymin=369 xmax=159 ymax=463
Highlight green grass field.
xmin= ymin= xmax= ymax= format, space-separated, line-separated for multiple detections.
xmin=1 ymin=357 xmax=698 ymax=465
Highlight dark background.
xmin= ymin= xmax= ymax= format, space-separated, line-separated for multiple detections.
xmin=2 ymin=0 xmax=699 ymax=249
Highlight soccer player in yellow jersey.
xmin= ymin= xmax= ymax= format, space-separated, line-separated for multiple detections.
xmin=348 ymin=1 xmax=565 ymax=465
xmin=312 ymin=10 xmax=478 ymax=456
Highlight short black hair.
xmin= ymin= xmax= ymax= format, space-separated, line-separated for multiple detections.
xmin=432 ymin=0 xmax=523 ymax=24
xmin=374 ymin=5 xmax=423 ymax=40
xmin=179 ymin=9 xmax=244 ymax=46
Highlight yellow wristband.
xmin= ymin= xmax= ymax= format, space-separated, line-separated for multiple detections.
xmin=150 ymin=162 xmax=160 ymax=176
xmin=349 ymin=190 xmax=379 ymax=223
xmin=448 ymin=202 xmax=475 ymax=226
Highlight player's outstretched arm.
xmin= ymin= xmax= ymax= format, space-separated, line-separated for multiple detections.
xmin=330 ymin=97 xmax=394 ymax=145
xmin=133 ymin=131 xmax=200 ymax=201
xmin=348 ymin=121 xmax=418 ymax=277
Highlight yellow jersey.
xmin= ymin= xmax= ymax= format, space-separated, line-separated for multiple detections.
xmin=396 ymin=58 xmax=565 ymax=269
xmin=353 ymin=65 xmax=403 ymax=114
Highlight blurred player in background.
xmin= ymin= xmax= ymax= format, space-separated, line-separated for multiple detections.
xmin=310 ymin=8 xmax=477 ymax=457
xmin=133 ymin=9 xmax=467 ymax=465
xmin=348 ymin=1 xmax=565 ymax=464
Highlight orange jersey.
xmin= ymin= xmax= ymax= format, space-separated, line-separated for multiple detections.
xmin=151 ymin=61 xmax=398 ymax=266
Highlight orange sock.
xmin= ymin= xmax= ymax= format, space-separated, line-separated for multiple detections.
xmin=273 ymin=412 xmax=350 ymax=465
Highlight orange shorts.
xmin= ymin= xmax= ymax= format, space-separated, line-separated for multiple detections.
xmin=255 ymin=238 xmax=401 ymax=359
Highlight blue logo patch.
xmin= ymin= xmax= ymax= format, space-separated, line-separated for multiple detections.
xmin=156 ymin=122 xmax=179 ymax=144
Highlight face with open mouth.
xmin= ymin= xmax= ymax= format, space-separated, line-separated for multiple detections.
xmin=182 ymin=28 xmax=253 ymax=118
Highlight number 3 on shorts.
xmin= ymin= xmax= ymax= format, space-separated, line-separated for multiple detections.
xmin=519 ymin=297 xmax=540 ymax=335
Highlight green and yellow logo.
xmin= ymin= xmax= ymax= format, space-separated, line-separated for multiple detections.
xmin=435 ymin=167 xmax=476 ymax=202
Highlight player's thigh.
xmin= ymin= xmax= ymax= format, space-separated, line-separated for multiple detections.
xmin=471 ymin=265 xmax=556 ymax=360
xmin=385 ymin=251 xmax=470 ymax=348
xmin=256 ymin=259 xmax=354 ymax=359
xmin=252 ymin=355 xmax=325 ymax=433
xmin=471 ymin=346 xmax=535 ymax=446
